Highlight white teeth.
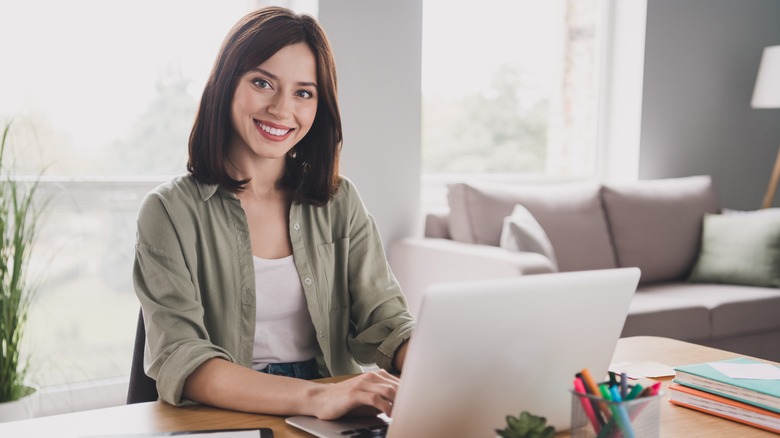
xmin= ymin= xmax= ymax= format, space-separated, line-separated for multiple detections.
xmin=257 ymin=121 xmax=290 ymax=136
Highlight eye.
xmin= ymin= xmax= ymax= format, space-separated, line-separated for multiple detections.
xmin=252 ymin=78 xmax=272 ymax=89
xmin=296 ymin=89 xmax=314 ymax=99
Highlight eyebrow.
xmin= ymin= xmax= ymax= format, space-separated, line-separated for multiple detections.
xmin=251 ymin=67 xmax=317 ymax=88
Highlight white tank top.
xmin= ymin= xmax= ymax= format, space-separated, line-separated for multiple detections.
xmin=251 ymin=255 xmax=319 ymax=370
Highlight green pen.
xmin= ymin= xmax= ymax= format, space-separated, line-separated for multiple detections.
xmin=625 ymin=383 xmax=644 ymax=400
xmin=599 ymin=383 xmax=611 ymax=400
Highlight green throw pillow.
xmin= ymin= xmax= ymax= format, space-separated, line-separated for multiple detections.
xmin=689 ymin=212 xmax=780 ymax=287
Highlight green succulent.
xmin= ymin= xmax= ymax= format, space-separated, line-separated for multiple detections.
xmin=496 ymin=411 xmax=556 ymax=438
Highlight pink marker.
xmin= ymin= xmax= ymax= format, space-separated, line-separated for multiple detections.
xmin=574 ymin=377 xmax=602 ymax=433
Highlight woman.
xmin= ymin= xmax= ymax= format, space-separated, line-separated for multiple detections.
xmin=132 ymin=6 xmax=414 ymax=420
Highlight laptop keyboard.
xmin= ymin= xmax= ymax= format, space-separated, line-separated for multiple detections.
xmin=338 ymin=423 xmax=389 ymax=437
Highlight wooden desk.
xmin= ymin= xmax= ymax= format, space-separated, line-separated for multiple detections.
xmin=0 ymin=336 xmax=776 ymax=437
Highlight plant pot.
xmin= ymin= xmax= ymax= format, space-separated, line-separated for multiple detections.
xmin=0 ymin=386 xmax=38 ymax=423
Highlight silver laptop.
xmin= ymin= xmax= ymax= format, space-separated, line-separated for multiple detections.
xmin=287 ymin=267 xmax=640 ymax=438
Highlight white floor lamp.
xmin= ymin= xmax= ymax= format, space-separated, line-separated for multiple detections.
xmin=752 ymin=45 xmax=780 ymax=208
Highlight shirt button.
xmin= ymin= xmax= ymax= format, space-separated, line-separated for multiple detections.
xmin=318 ymin=331 xmax=324 ymax=339
xmin=304 ymin=277 xmax=313 ymax=286
xmin=293 ymin=223 xmax=301 ymax=231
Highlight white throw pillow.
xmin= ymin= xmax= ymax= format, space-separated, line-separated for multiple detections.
xmin=499 ymin=204 xmax=559 ymax=270
xmin=447 ymin=181 xmax=616 ymax=272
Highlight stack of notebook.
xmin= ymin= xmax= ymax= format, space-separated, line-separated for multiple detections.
xmin=670 ymin=357 xmax=780 ymax=433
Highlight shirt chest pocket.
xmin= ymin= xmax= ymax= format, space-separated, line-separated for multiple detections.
xmin=316 ymin=237 xmax=350 ymax=310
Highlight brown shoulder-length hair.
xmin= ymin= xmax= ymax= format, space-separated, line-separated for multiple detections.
xmin=187 ymin=6 xmax=342 ymax=205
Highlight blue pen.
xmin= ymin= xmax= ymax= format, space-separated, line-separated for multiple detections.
xmin=609 ymin=385 xmax=623 ymax=403
xmin=608 ymin=385 xmax=636 ymax=438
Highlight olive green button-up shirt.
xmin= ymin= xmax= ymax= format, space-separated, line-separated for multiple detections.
xmin=133 ymin=175 xmax=414 ymax=406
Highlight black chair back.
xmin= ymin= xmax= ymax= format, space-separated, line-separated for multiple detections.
xmin=127 ymin=309 xmax=159 ymax=404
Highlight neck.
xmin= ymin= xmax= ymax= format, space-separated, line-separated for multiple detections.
xmin=227 ymin=155 xmax=287 ymax=194
xmin=242 ymin=177 xmax=287 ymax=199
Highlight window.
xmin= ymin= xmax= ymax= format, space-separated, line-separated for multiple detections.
xmin=0 ymin=0 xmax=321 ymax=391
xmin=421 ymin=0 xmax=604 ymax=187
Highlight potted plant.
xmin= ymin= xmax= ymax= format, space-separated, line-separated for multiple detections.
xmin=496 ymin=411 xmax=556 ymax=438
xmin=0 ymin=121 xmax=45 ymax=421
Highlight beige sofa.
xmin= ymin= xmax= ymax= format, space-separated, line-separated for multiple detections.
xmin=390 ymin=176 xmax=780 ymax=361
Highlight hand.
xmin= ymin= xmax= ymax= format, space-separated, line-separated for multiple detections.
xmin=309 ymin=370 xmax=400 ymax=420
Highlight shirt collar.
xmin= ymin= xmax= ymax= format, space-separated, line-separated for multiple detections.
xmin=195 ymin=180 xmax=237 ymax=201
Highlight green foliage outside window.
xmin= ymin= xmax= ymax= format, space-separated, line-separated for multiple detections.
xmin=422 ymin=65 xmax=548 ymax=174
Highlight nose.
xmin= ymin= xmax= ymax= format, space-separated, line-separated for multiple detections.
xmin=268 ymin=93 xmax=292 ymax=119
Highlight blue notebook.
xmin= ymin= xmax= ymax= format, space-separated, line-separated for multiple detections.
xmin=673 ymin=357 xmax=780 ymax=413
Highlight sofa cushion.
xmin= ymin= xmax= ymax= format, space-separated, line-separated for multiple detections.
xmin=424 ymin=212 xmax=452 ymax=239
xmin=689 ymin=211 xmax=780 ymax=287
xmin=447 ymin=181 xmax=616 ymax=272
xmin=622 ymin=283 xmax=711 ymax=341
xmin=601 ymin=175 xmax=719 ymax=283
xmin=499 ymin=204 xmax=558 ymax=270
xmin=710 ymin=285 xmax=780 ymax=338
xmin=626 ymin=282 xmax=780 ymax=340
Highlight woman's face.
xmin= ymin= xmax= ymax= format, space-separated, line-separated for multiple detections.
xmin=229 ymin=42 xmax=318 ymax=163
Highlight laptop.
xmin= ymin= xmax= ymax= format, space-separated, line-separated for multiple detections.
xmin=287 ymin=267 xmax=640 ymax=438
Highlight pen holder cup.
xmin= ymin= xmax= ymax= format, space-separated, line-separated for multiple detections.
xmin=569 ymin=387 xmax=663 ymax=438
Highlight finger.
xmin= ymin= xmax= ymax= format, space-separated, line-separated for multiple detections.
xmin=371 ymin=369 xmax=401 ymax=384
xmin=362 ymin=376 xmax=400 ymax=400
xmin=357 ymin=390 xmax=394 ymax=416
xmin=367 ymin=382 xmax=398 ymax=404
xmin=350 ymin=375 xmax=398 ymax=403
xmin=352 ymin=370 xmax=399 ymax=389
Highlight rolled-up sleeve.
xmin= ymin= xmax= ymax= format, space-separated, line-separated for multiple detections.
xmin=347 ymin=216 xmax=414 ymax=371
xmin=292 ymin=178 xmax=415 ymax=376
xmin=133 ymin=190 xmax=234 ymax=406
xmin=340 ymin=182 xmax=415 ymax=372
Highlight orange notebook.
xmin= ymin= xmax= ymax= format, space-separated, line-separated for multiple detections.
xmin=669 ymin=383 xmax=780 ymax=434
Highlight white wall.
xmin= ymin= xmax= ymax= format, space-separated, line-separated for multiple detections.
xmin=640 ymin=0 xmax=780 ymax=209
xmin=597 ymin=0 xmax=647 ymax=183
xmin=318 ymin=1 xmax=423 ymax=244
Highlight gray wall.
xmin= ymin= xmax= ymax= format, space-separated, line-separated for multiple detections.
xmin=640 ymin=0 xmax=780 ymax=209
xmin=318 ymin=1 xmax=423 ymax=245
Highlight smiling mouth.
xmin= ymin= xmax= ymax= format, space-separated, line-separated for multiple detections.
xmin=255 ymin=120 xmax=292 ymax=137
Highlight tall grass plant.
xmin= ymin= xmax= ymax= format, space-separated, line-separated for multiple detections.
xmin=0 ymin=122 xmax=43 ymax=403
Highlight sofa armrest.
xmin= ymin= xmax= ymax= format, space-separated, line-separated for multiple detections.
xmin=388 ymin=238 xmax=556 ymax=318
